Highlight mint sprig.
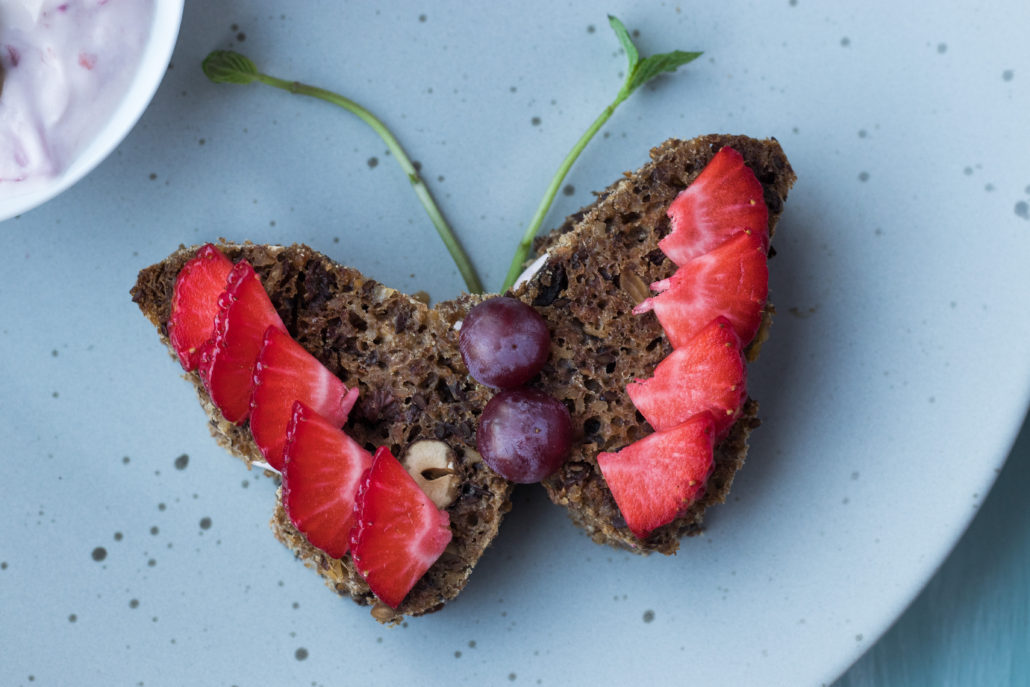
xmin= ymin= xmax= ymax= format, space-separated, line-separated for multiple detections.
xmin=201 ymin=50 xmax=484 ymax=295
xmin=500 ymin=16 xmax=701 ymax=291
xmin=201 ymin=15 xmax=701 ymax=296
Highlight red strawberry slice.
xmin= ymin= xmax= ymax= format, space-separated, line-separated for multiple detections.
xmin=350 ymin=447 xmax=453 ymax=609
xmin=626 ymin=317 xmax=746 ymax=439
xmin=659 ymin=146 xmax=768 ymax=265
xmin=167 ymin=244 xmax=233 ymax=371
xmin=597 ymin=414 xmax=716 ymax=539
xmin=250 ymin=326 xmax=359 ymax=470
xmin=634 ymin=229 xmax=768 ymax=348
xmin=199 ymin=261 xmax=287 ymax=424
xmin=281 ymin=401 xmax=373 ymax=559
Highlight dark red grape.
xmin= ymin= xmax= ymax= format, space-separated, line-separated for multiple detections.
xmin=459 ymin=297 xmax=550 ymax=389
xmin=476 ymin=388 xmax=572 ymax=483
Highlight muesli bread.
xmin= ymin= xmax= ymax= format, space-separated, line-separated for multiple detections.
xmin=516 ymin=134 xmax=795 ymax=553
xmin=132 ymin=244 xmax=511 ymax=621
xmin=131 ymin=133 xmax=794 ymax=616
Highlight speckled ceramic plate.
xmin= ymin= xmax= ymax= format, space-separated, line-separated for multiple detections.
xmin=2 ymin=2 xmax=1029 ymax=686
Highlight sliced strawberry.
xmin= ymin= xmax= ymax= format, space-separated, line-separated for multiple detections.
xmin=167 ymin=244 xmax=233 ymax=371
xmin=597 ymin=414 xmax=716 ymax=539
xmin=659 ymin=146 xmax=768 ymax=265
xmin=634 ymin=229 xmax=768 ymax=348
xmin=250 ymin=326 xmax=359 ymax=470
xmin=281 ymin=401 xmax=373 ymax=558
xmin=626 ymin=317 xmax=746 ymax=439
xmin=201 ymin=261 xmax=287 ymax=424
xmin=350 ymin=447 xmax=452 ymax=609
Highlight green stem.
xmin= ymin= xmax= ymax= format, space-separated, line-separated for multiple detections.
xmin=501 ymin=92 xmax=627 ymax=292
xmin=255 ymin=73 xmax=484 ymax=294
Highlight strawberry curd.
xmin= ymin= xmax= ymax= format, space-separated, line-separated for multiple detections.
xmin=0 ymin=0 xmax=155 ymax=195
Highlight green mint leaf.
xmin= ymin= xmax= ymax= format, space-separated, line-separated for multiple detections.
xmin=608 ymin=15 xmax=639 ymax=72
xmin=202 ymin=50 xmax=260 ymax=84
xmin=625 ymin=50 xmax=703 ymax=96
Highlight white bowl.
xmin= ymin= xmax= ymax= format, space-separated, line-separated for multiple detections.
xmin=0 ymin=0 xmax=184 ymax=222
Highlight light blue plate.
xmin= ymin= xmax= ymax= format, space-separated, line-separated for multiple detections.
xmin=1 ymin=2 xmax=1028 ymax=685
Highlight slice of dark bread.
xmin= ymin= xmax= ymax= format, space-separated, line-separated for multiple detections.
xmin=131 ymin=133 xmax=794 ymax=617
xmin=132 ymin=244 xmax=511 ymax=622
xmin=515 ymin=134 xmax=795 ymax=554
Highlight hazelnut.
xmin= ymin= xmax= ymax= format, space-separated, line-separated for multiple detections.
xmin=400 ymin=440 xmax=460 ymax=509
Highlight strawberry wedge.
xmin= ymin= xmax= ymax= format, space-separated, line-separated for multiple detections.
xmin=167 ymin=244 xmax=233 ymax=371
xmin=350 ymin=447 xmax=453 ymax=609
xmin=597 ymin=414 xmax=716 ymax=539
xmin=626 ymin=317 xmax=746 ymax=439
xmin=282 ymin=401 xmax=373 ymax=559
xmin=658 ymin=146 xmax=768 ymax=265
xmin=634 ymin=229 xmax=768 ymax=348
xmin=199 ymin=261 xmax=287 ymax=424
xmin=250 ymin=326 xmax=359 ymax=471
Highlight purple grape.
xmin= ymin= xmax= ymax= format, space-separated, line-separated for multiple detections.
xmin=459 ymin=297 xmax=550 ymax=389
xmin=476 ymin=388 xmax=572 ymax=483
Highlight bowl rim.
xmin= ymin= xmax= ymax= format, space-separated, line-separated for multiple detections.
xmin=0 ymin=0 xmax=185 ymax=223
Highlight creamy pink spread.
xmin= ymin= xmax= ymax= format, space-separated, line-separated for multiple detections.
xmin=0 ymin=0 xmax=155 ymax=194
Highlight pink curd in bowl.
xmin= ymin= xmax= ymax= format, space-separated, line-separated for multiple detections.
xmin=0 ymin=0 xmax=183 ymax=221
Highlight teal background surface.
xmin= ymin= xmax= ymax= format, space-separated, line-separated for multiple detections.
xmin=837 ymin=412 xmax=1030 ymax=687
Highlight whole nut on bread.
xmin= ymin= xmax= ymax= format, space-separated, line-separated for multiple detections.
xmin=401 ymin=440 xmax=460 ymax=509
